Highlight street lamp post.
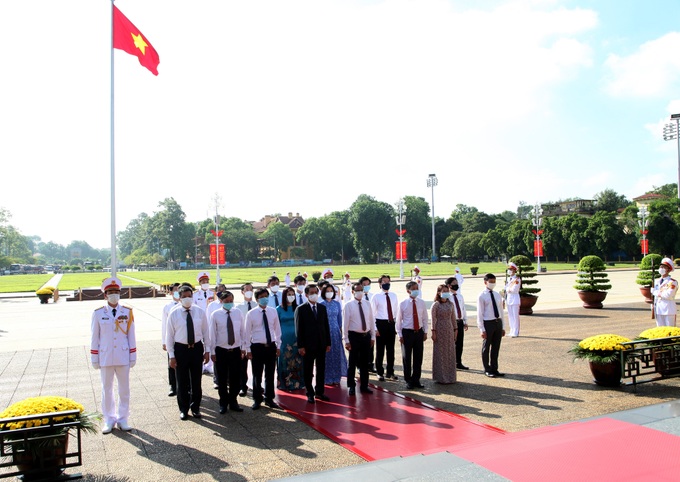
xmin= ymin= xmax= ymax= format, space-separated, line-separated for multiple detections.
xmin=529 ymin=203 xmax=544 ymax=273
xmin=427 ymin=173 xmax=438 ymax=262
xmin=638 ymin=205 xmax=649 ymax=256
xmin=663 ymin=114 xmax=680 ymax=200
xmin=396 ymin=199 xmax=406 ymax=279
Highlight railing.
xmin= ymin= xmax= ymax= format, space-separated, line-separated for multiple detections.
xmin=0 ymin=409 xmax=83 ymax=480
xmin=620 ymin=336 xmax=680 ymax=390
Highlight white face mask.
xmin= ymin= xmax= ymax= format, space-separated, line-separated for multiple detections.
xmin=354 ymin=291 xmax=363 ymax=300
xmin=180 ymin=297 xmax=193 ymax=308
xmin=325 ymin=292 xmax=334 ymax=300
xmin=326 ymin=278 xmax=334 ymax=283
xmin=287 ymin=295 xmax=296 ymax=303
xmin=297 ymin=285 xmax=305 ymax=292
xmin=244 ymin=290 xmax=253 ymax=300
xmin=308 ymin=293 xmax=319 ymax=302
xmin=487 ymin=282 xmax=496 ymax=290
xmin=107 ymin=294 xmax=120 ymax=305
xmin=659 ymin=268 xmax=668 ymax=276
xmin=201 ymin=283 xmax=210 ymax=291
xmin=270 ymin=285 xmax=280 ymax=293
xmin=507 ymin=270 xmax=515 ymax=276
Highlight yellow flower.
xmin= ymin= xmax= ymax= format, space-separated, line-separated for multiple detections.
xmin=639 ymin=326 xmax=680 ymax=340
xmin=578 ymin=334 xmax=631 ymax=352
xmin=0 ymin=396 xmax=84 ymax=430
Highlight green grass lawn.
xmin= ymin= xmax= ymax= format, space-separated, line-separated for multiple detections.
xmin=0 ymin=261 xmax=604 ymax=293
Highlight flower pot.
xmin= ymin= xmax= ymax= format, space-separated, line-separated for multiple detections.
xmin=37 ymin=294 xmax=51 ymax=304
xmin=14 ymin=434 xmax=67 ymax=481
xmin=470 ymin=268 xmax=479 ymax=275
xmin=577 ymin=290 xmax=607 ymax=309
xmin=519 ymin=294 xmax=538 ymax=315
xmin=588 ymin=359 xmax=622 ymax=387
xmin=639 ymin=286 xmax=653 ymax=304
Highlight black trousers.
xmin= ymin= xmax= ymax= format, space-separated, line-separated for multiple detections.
xmin=167 ymin=352 xmax=176 ymax=390
xmin=239 ymin=356 xmax=249 ymax=392
xmin=302 ymin=349 xmax=326 ymax=397
xmin=456 ymin=320 xmax=465 ymax=365
xmin=375 ymin=319 xmax=396 ymax=376
xmin=481 ymin=320 xmax=503 ymax=373
xmin=401 ymin=329 xmax=424 ymax=384
xmin=174 ymin=341 xmax=204 ymax=414
xmin=215 ymin=346 xmax=242 ymax=407
xmin=347 ymin=331 xmax=371 ymax=389
xmin=250 ymin=343 xmax=277 ymax=403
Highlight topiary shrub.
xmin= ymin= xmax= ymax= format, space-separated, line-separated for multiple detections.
xmin=574 ymin=255 xmax=612 ymax=292
xmin=509 ymin=255 xmax=541 ymax=296
xmin=312 ymin=271 xmax=322 ymax=282
xmin=637 ymin=254 xmax=662 ymax=287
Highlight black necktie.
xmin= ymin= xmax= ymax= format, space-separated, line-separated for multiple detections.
xmin=112 ymin=308 xmax=117 ymax=318
xmin=247 ymin=301 xmax=252 ymax=310
xmin=299 ymin=294 xmax=303 ymax=305
xmin=358 ymin=301 xmax=367 ymax=331
xmin=262 ymin=310 xmax=272 ymax=344
xmin=273 ymin=294 xmax=279 ymax=307
xmin=364 ymin=293 xmax=369 ymax=301
xmin=489 ymin=290 xmax=500 ymax=319
xmin=226 ymin=311 xmax=235 ymax=346
xmin=186 ymin=310 xmax=195 ymax=346
xmin=312 ymin=304 xmax=317 ymax=318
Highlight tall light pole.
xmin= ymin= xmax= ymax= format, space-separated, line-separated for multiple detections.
xmin=396 ymin=199 xmax=406 ymax=279
xmin=209 ymin=194 xmax=223 ymax=283
xmin=638 ymin=205 xmax=649 ymax=256
xmin=663 ymin=113 xmax=680 ymax=200
xmin=529 ymin=203 xmax=544 ymax=272
xmin=427 ymin=173 xmax=438 ymax=262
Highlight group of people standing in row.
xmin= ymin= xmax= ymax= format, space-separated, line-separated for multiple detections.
xmin=89 ymin=263 xmax=525 ymax=432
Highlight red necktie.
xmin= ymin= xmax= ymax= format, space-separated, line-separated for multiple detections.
xmin=412 ymin=299 xmax=419 ymax=331
xmin=453 ymin=294 xmax=462 ymax=319
xmin=386 ymin=293 xmax=394 ymax=322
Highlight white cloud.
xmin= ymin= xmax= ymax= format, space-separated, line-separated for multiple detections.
xmin=604 ymin=32 xmax=680 ymax=98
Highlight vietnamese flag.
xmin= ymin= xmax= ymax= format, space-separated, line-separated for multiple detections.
xmin=113 ymin=5 xmax=160 ymax=75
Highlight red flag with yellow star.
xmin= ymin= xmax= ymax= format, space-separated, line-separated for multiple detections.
xmin=113 ymin=5 xmax=160 ymax=75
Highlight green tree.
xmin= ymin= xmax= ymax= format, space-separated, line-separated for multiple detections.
xmin=594 ymin=189 xmax=630 ymax=212
xmin=647 ymin=198 xmax=680 ymax=255
xmin=584 ymin=211 xmax=624 ymax=259
xmin=650 ymin=183 xmax=678 ymax=198
xmin=348 ymin=195 xmax=394 ymax=263
xmin=262 ymin=222 xmax=294 ymax=260
xmin=403 ymin=196 xmax=431 ymax=262
xmin=453 ymin=232 xmax=485 ymax=261
xmin=481 ymin=224 xmax=510 ymax=259
xmin=150 ymin=198 xmax=190 ymax=262
xmin=440 ymin=231 xmax=464 ymax=257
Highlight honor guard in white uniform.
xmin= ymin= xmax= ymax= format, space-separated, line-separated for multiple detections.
xmin=322 ymin=268 xmax=340 ymax=298
xmin=193 ymin=272 xmax=214 ymax=312
xmin=653 ymin=257 xmax=678 ymax=327
xmin=505 ymin=262 xmax=521 ymax=337
xmin=454 ymin=267 xmax=465 ymax=293
xmin=91 ymin=277 xmax=137 ymax=433
xmin=412 ymin=266 xmax=423 ymax=299
xmin=342 ymin=272 xmax=353 ymax=304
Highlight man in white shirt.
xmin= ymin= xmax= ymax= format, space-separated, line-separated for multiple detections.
xmin=358 ymin=276 xmax=377 ymax=373
xmin=342 ymin=283 xmax=376 ymax=396
xmin=371 ymin=274 xmax=399 ymax=382
xmin=245 ymin=288 xmax=282 ymax=410
xmin=396 ymin=281 xmax=429 ymax=389
xmin=477 ymin=274 xmax=508 ymax=378
xmin=236 ymin=283 xmax=257 ymax=397
xmin=267 ymin=275 xmax=282 ymax=308
xmin=166 ymin=285 xmax=210 ymax=420
xmin=446 ymin=277 xmax=469 ymax=370
xmin=294 ymin=275 xmax=308 ymax=305
xmin=161 ymin=282 xmax=180 ymax=396
xmin=209 ymin=291 xmax=246 ymax=414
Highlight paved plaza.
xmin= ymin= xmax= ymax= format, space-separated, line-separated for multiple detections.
xmin=1 ymin=270 xmax=679 ymax=480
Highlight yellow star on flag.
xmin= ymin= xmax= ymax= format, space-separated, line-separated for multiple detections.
xmin=131 ymin=33 xmax=148 ymax=55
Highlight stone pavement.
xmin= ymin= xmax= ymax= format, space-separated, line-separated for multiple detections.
xmin=0 ymin=270 xmax=679 ymax=481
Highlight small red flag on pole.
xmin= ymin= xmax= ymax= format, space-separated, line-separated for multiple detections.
xmin=113 ymin=5 xmax=160 ymax=75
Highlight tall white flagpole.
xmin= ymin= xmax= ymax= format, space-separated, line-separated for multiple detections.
xmin=110 ymin=0 xmax=117 ymax=278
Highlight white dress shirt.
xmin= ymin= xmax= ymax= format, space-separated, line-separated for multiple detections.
xmin=451 ymin=292 xmax=467 ymax=324
xmin=244 ymin=306 xmax=282 ymax=352
xmin=166 ymin=304 xmax=210 ymax=357
xmin=209 ymin=308 xmax=246 ymax=352
xmin=193 ymin=289 xmax=214 ymax=311
xmin=206 ymin=299 xmax=222 ymax=320
xmin=268 ymin=290 xmax=282 ymax=308
xmin=396 ymin=297 xmax=429 ymax=337
xmin=161 ymin=300 xmax=178 ymax=345
xmin=342 ymin=298 xmax=376 ymax=344
xmin=476 ymin=289 xmax=508 ymax=332
xmin=371 ymin=291 xmax=399 ymax=321
xmin=237 ymin=299 xmax=257 ymax=318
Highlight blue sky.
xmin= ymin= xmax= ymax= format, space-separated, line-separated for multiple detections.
xmin=2 ymin=0 xmax=680 ymax=249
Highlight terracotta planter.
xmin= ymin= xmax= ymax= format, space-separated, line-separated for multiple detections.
xmin=577 ymin=290 xmax=607 ymax=309
xmin=37 ymin=294 xmax=51 ymax=304
xmin=588 ymin=359 xmax=622 ymax=387
xmin=639 ymin=286 xmax=653 ymax=304
xmin=14 ymin=434 xmax=67 ymax=481
xmin=519 ymin=294 xmax=538 ymax=315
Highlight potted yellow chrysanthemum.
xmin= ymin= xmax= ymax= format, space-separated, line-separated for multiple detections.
xmin=637 ymin=327 xmax=680 ymax=376
xmin=0 ymin=396 xmax=100 ymax=479
xmin=570 ymin=334 xmax=631 ymax=387
xmin=35 ymin=287 xmax=54 ymax=304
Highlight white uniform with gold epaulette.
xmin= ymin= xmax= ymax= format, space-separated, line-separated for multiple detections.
xmin=193 ymin=289 xmax=214 ymax=312
xmin=505 ymin=275 xmax=521 ymax=336
xmin=653 ymin=276 xmax=678 ymax=327
xmin=91 ymin=304 xmax=137 ymax=426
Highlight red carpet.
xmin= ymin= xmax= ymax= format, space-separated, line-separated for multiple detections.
xmin=456 ymin=418 xmax=680 ymax=481
xmin=275 ymin=382 xmax=506 ymax=461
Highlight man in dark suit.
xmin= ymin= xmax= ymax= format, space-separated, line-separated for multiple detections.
xmin=295 ymin=284 xmax=332 ymax=403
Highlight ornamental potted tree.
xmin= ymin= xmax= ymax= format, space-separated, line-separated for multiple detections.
xmin=35 ymin=287 xmax=54 ymax=304
xmin=574 ymin=255 xmax=612 ymax=309
xmin=509 ymin=255 xmax=541 ymax=315
xmin=570 ymin=333 xmax=631 ymax=387
xmin=636 ymin=253 xmax=662 ymax=304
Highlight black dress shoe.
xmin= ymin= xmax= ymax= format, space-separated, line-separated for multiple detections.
xmin=387 ymin=374 xmax=399 ymax=381
xmin=229 ymin=404 xmax=244 ymax=412
xmin=239 ymin=389 xmax=247 ymax=397
xmin=359 ymin=387 xmax=373 ymax=394
xmin=179 ymin=412 xmax=188 ymax=420
xmin=264 ymin=400 xmax=280 ymax=409
xmin=413 ymin=383 xmax=425 ymax=389
xmin=191 ymin=411 xmax=202 ymax=419
xmin=485 ymin=372 xmax=496 ymax=378
xmin=457 ymin=364 xmax=470 ymax=370
xmin=348 ymin=387 xmax=356 ymax=396
xmin=406 ymin=383 xmax=414 ymax=389
xmin=219 ymin=406 xmax=227 ymax=414
xmin=168 ymin=390 xmax=177 ymax=397
xmin=494 ymin=371 xmax=505 ymax=377
xmin=315 ymin=394 xmax=330 ymax=402
xmin=306 ymin=396 xmax=316 ymax=403
xmin=251 ymin=402 xmax=261 ymax=410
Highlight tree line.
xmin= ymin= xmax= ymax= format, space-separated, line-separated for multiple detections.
xmin=2 ymin=185 xmax=680 ymax=268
